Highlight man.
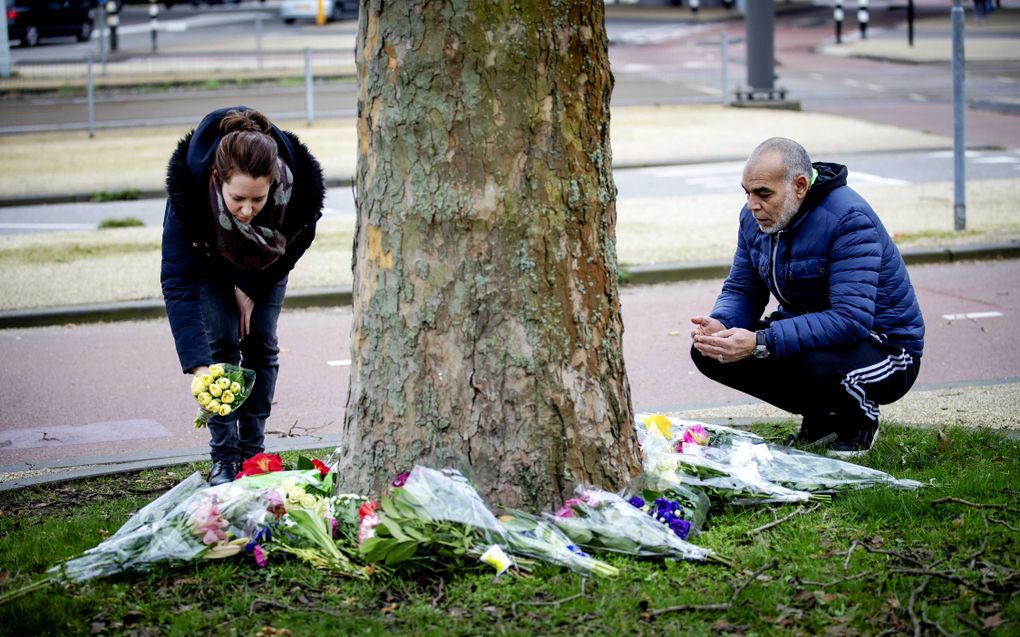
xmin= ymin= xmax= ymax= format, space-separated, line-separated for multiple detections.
xmin=690 ymin=138 xmax=924 ymax=457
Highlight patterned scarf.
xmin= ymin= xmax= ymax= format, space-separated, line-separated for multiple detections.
xmin=209 ymin=157 xmax=294 ymax=272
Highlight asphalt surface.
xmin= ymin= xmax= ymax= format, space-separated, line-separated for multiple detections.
xmin=2 ymin=258 xmax=1018 ymax=490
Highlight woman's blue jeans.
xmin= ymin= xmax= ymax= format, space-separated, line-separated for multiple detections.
xmin=199 ymin=276 xmax=287 ymax=465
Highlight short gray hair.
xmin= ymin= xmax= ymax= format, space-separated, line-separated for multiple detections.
xmin=748 ymin=137 xmax=812 ymax=183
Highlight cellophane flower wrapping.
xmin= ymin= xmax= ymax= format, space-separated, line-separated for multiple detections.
xmin=639 ymin=415 xmax=817 ymax=505
xmin=496 ymin=510 xmax=619 ymax=578
xmin=547 ymin=487 xmax=720 ymax=564
xmin=191 ymin=363 xmax=256 ymax=428
xmin=49 ymin=472 xmax=271 ymax=583
xmin=638 ymin=414 xmax=921 ymax=502
xmin=358 ymin=466 xmax=511 ymax=570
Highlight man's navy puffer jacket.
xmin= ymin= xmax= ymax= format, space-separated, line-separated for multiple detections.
xmin=710 ymin=162 xmax=925 ymax=359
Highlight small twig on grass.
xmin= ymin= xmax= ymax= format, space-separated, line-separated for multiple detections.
xmin=248 ymin=598 xmax=346 ymax=619
xmin=797 ymin=570 xmax=876 ymax=589
xmin=645 ymin=559 xmax=778 ymax=618
xmin=907 ymin=575 xmax=931 ymax=637
xmin=844 ymin=540 xmax=860 ymax=572
xmin=962 ymin=514 xmax=991 ymax=569
xmin=988 ymin=515 xmax=1019 ymax=532
xmin=746 ymin=503 xmax=820 ymax=536
xmin=889 ymin=568 xmax=994 ymax=596
xmin=931 ymin=497 xmax=1020 ymax=514
xmin=512 ymin=578 xmax=586 ymax=612
xmin=430 ymin=578 xmax=444 ymax=609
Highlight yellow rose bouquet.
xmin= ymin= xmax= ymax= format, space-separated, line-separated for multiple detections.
xmin=191 ymin=363 xmax=256 ymax=428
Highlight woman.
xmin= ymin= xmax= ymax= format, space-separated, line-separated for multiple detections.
xmin=161 ymin=106 xmax=325 ymax=485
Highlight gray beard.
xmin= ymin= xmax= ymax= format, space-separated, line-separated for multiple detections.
xmin=759 ymin=188 xmax=801 ymax=234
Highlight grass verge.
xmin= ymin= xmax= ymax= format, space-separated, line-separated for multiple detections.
xmin=1 ymin=425 xmax=1017 ymax=636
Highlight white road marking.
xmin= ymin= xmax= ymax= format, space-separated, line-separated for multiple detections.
xmin=867 ymin=83 xmax=885 ymax=92
xmin=908 ymin=93 xmax=927 ymax=101
xmin=847 ymin=173 xmax=910 ymax=186
xmin=327 ymin=359 xmax=352 ymax=367
xmin=941 ymin=311 xmax=1004 ymax=321
xmin=843 ymin=78 xmax=861 ymax=87
xmin=974 ymin=156 xmax=1019 ymax=164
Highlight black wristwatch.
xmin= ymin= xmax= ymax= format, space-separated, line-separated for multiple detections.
xmin=753 ymin=330 xmax=770 ymax=359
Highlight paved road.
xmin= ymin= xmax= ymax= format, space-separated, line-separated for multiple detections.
xmin=1 ymin=258 xmax=1016 ymax=472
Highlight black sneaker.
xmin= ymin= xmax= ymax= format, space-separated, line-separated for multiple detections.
xmin=829 ymin=422 xmax=880 ymax=459
xmin=209 ymin=460 xmax=239 ymax=486
xmin=783 ymin=417 xmax=838 ymax=449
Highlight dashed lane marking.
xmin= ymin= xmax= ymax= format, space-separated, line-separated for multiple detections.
xmin=941 ymin=311 xmax=1004 ymax=321
xmin=327 ymin=360 xmax=351 ymax=367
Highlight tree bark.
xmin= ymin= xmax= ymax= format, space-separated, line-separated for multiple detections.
xmin=333 ymin=0 xmax=641 ymax=510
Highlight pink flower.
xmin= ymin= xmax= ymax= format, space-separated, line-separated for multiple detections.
xmin=555 ymin=497 xmax=583 ymax=518
xmin=392 ymin=471 xmax=410 ymax=488
xmin=191 ymin=499 xmax=228 ymax=545
xmin=253 ymin=544 xmax=267 ymax=568
xmin=358 ymin=512 xmax=380 ymax=545
xmin=682 ymin=424 xmax=710 ymax=447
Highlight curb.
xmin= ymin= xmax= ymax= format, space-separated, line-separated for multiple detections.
xmin=1 ymin=242 xmax=1018 ymax=330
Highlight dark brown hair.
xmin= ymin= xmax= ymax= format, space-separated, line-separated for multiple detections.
xmin=213 ymin=109 xmax=279 ymax=182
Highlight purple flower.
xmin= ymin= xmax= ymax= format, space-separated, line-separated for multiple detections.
xmin=628 ymin=495 xmax=646 ymax=509
xmin=566 ymin=544 xmax=591 ymax=558
xmin=670 ymin=518 xmax=692 ymax=540
xmin=392 ymin=471 xmax=410 ymax=488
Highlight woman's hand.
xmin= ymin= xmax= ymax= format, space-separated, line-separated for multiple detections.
xmin=235 ymin=287 xmax=254 ymax=340
xmin=192 ymin=365 xmax=210 ymax=377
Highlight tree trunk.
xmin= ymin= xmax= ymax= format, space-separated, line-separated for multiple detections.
xmin=333 ymin=0 xmax=641 ymax=510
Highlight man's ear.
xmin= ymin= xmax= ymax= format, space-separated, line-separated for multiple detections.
xmin=794 ymin=174 xmax=810 ymax=198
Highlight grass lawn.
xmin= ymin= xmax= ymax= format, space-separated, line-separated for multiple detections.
xmin=1 ymin=423 xmax=1017 ymax=636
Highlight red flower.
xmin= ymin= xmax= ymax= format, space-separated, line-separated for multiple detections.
xmin=311 ymin=459 xmax=330 ymax=477
xmin=358 ymin=501 xmax=379 ymax=520
xmin=240 ymin=453 xmax=284 ymax=476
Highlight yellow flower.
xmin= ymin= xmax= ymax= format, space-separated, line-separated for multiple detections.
xmin=216 ymin=377 xmax=231 ymax=390
xmin=209 ymin=364 xmax=225 ymax=379
xmin=191 ymin=377 xmax=205 ymax=396
xmin=203 ymin=541 xmax=242 ymax=559
xmin=196 ymin=392 xmax=212 ymax=406
xmin=219 ymin=404 xmax=232 ymax=417
xmin=229 ymin=381 xmax=241 ymax=394
xmin=220 ymin=390 xmax=234 ymax=404
xmin=644 ymin=414 xmax=673 ymax=439
xmin=208 ymin=383 xmax=223 ymax=398
xmin=199 ymin=373 xmax=214 ymax=387
xmin=207 ymin=399 xmax=221 ymax=413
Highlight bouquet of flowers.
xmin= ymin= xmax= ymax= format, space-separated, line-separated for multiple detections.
xmin=496 ymin=510 xmax=620 ymax=579
xmin=48 ymin=472 xmax=269 ymax=584
xmin=357 ymin=467 xmax=513 ymax=572
xmin=638 ymin=414 xmax=920 ymax=503
xmin=191 ymin=363 xmax=255 ymax=428
xmin=547 ymin=487 xmax=726 ymax=565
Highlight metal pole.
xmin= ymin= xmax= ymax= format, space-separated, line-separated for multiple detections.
xmin=149 ymin=1 xmax=159 ymax=53
xmin=256 ymin=15 xmax=264 ymax=70
xmin=87 ymin=56 xmax=96 ymax=139
xmin=720 ymin=30 xmax=729 ymax=106
xmin=0 ymin=0 xmax=12 ymax=78
xmin=97 ymin=3 xmax=107 ymax=69
xmin=907 ymin=0 xmax=915 ymax=47
xmin=745 ymin=0 xmax=774 ymax=95
xmin=952 ymin=0 xmax=966 ymax=231
xmin=304 ymin=47 xmax=314 ymax=126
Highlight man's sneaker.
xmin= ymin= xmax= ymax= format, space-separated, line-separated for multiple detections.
xmin=828 ymin=422 xmax=880 ymax=459
xmin=783 ymin=417 xmax=838 ymax=449
xmin=209 ymin=460 xmax=239 ymax=486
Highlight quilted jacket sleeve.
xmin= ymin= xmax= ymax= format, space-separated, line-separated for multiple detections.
xmin=160 ymin=201 xmax=212 ymax=374
xmin=711 ymin=220 xmax=770 ymax=330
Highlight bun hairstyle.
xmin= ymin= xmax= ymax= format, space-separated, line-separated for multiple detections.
xmin=213 ymin=109 xmax=279 ymax=182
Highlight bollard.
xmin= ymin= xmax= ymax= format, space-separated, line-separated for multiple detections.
xmin=857 ymin=0 xmax=869 ymax=40
xmin=907 ymin=0 xmax=915 ymax=47
xmin=105 ymin=0 xmax=119 ymax=52
xmin=834 ymin=1 xmax=844 ymax=44
xmin=149 ymin=0 xmax=159 ymax=53
xmin=689 ymin=0 xmax=699 ymax=16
